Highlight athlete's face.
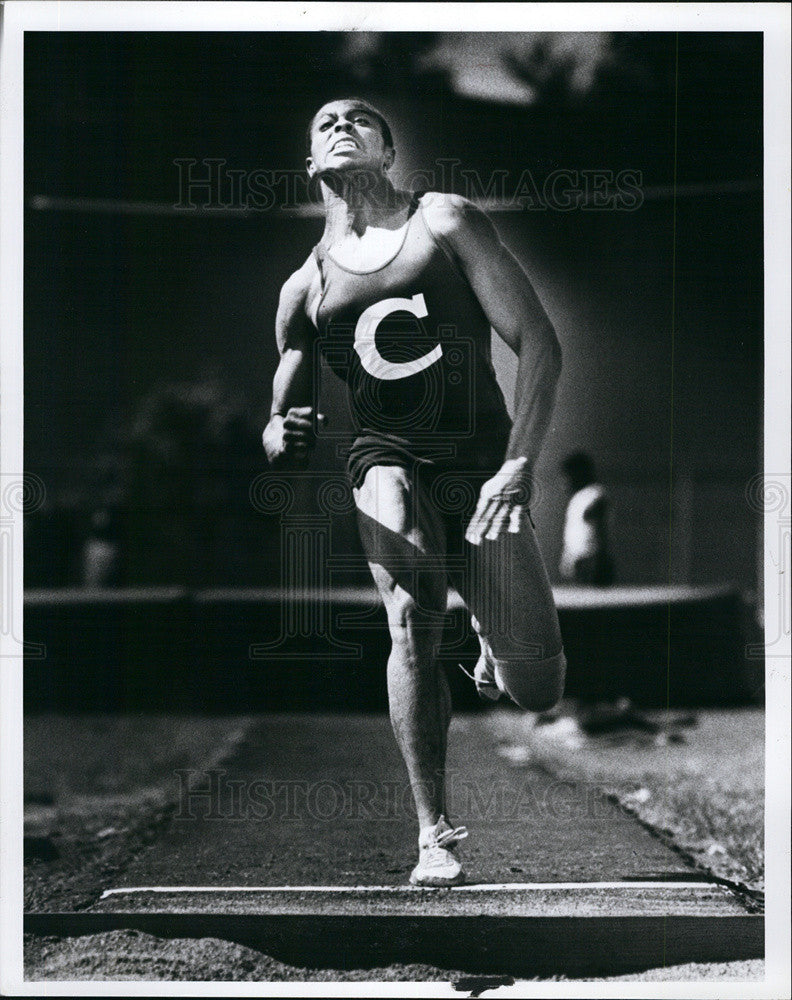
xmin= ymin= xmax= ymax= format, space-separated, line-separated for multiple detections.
xmin=306 ymin=101 xmax=394 ymax=178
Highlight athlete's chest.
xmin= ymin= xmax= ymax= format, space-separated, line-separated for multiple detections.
xmin=326 ymin=223 xmax=408 ymax=271
xmin=309 ymin=209 xmax=491 ymax=389
xmin=315 ymin=220 xmax=441 ymax=328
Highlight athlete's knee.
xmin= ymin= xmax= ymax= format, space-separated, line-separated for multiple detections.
xmin=495 ymin=649 xmax=567 ymax=713
xmin=382 ymin=584 xmax=446 ymax=642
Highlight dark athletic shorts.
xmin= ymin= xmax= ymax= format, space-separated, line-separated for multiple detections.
xmin=346 ymin=428 xmax=513 ymax=559
xmin=347 ymin=428 xmax=511 ymax=492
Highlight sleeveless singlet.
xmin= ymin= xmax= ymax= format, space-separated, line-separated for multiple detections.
xmin=313 ymin=193 xmax=512 ymax=488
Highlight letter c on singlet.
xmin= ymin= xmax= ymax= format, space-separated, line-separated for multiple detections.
xmin=353 ymin=293 xmax=442 ymax=381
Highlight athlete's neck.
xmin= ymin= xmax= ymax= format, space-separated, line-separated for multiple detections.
xmin=318 ymin=172 xmax=411 ymax=242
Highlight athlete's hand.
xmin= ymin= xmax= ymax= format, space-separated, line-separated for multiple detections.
xmin=465 ymin=457 xmax=531 ymax=545
xmin=262 ymin=407 xmax=327 ymax=467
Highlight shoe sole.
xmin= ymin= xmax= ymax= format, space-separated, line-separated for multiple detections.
xmin=409 ymin=870 xmax=466 ymax=888
xmin=477 ymin=683 xmax=502 ymax=701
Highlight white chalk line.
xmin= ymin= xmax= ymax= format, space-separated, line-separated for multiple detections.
xmin=101 ymin=881 xmax=718 ymax=900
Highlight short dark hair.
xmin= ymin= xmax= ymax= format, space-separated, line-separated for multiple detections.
xmin=562 ymin=451 xmax=597 ymax=489
xmin=306 ymin=98 xmax=394 ymax=155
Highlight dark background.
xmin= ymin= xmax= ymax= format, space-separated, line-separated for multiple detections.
xmin=24 ymin=31 xmax=763 ymax=592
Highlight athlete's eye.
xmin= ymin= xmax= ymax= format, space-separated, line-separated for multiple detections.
xmin=318 ymin=120 xmax=332 ymax=131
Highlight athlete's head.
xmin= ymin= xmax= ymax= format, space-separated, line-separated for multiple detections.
xmin=562 ymin=451 xmax=597 ymax=492
xmin=305 ymin=98 xmax=395 ymax=180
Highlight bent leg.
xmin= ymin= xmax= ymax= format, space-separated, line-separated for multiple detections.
xmin=457 ymin=515 xmax=566 ymax=712
xmin=353 ymin=465 xmax=451 ymax=830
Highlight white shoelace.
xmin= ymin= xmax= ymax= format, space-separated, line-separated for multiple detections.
xmin=421 ymin=817 xmax=468 ymax=853
xmin=458 ymin=660 xmax=501 ymax=699
xmin=433 ymin=823 xmax=468 ymax=850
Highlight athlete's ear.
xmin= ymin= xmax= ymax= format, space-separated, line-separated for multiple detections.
xmin=383 ymin=147 xmax=395 ymax=172
xmin=306 ymin=156 xmax=317 ymax=178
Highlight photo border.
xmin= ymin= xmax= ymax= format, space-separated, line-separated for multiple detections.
xmin=1 ymin=4 xmax=789 ymax=997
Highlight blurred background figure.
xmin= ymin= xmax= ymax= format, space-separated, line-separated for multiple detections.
xmin=553 ymin=450 xmax=676 ymax=736
xmin=80 ymin=507 xmax=121 ymax=588
xmin=559 ymin=451 xmax=614 ymax=587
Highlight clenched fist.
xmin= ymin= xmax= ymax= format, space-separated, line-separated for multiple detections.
xmin=262 ymin=406 xmax=327 ymax=468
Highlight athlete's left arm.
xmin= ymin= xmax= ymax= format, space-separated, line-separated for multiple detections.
xmin=424 ymin=195 xmax=562 ymax=542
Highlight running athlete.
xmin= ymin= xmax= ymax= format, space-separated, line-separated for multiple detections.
xmin=263 ymin=99 xmax=567 ymax=886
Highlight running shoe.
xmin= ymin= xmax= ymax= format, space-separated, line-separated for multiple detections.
xmin=459 ymin=653 xmax=504 ymax=701
xmin=409 ymin=815 xmax=468 ymax=887
xmin=463 ymin=616 xmax=507 ymax=701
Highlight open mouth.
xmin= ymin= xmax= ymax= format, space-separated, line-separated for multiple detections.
xmin=332 ymin=139 xmax=358 ymax=151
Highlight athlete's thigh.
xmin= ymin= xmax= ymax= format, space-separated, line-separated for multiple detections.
xmin=461 ymin=514 xmax=563 ymax=661
xmin=353 ymin=464 xmax=448 ymax=618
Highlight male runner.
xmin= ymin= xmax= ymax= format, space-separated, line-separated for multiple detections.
xmin=263 ymin=98 xmax=566 ymax=886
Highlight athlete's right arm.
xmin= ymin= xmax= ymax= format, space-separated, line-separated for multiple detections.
xmin=262 ymin=263 xmax=326 ymax=467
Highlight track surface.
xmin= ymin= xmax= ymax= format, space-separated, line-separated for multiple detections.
xmin=28 ymin=714 xmax=762 ymax=976
xmin=113 ymin=714 xmax=694 ymax=889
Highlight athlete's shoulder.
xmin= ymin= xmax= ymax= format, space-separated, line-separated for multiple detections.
xmin=420 ymin=191 xmax=487 ymax=236
xmin=276 ymin=253 xmax=321 ymax=348
xmin=418 ymin=191 xmax=493 ymax=241
xmin=278 ymin=253 xmax=320 ymax=314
